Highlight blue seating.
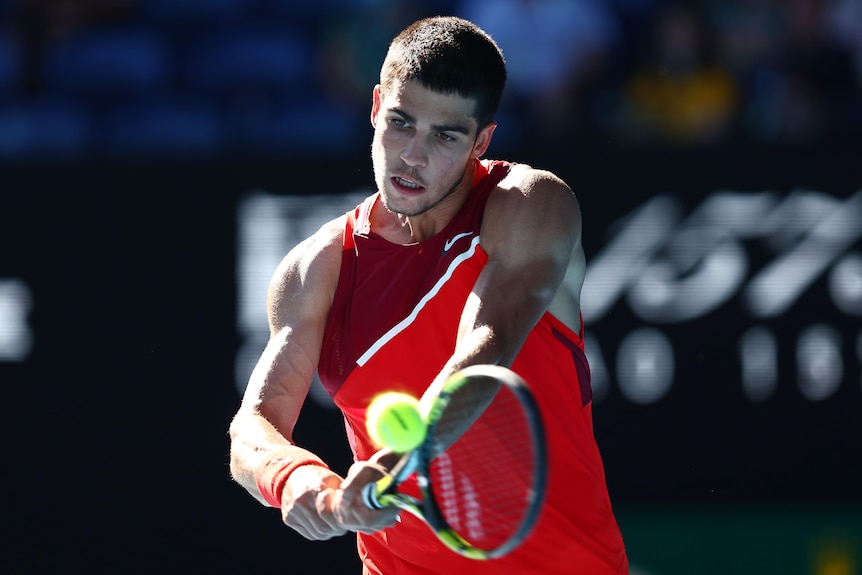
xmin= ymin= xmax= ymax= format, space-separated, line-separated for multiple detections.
xmin=138 ymin=0 xmax=247 ymax=23
xmin=103 ymin=98 xmax=225 ymax=157
xmin=182 ymin=26 xmax=314 ymax=97
xmin=40 ymin=26 xmax=170 ymax=101
xmin=229 ymin=98 xmax=364 ymax=156
xmin=255 ymin=0 xmax=352 ymax=21
xmin=0 ymin=100 xmax=94 ymax=158
xmin=5 ymin=2 xmax=429 ymax=159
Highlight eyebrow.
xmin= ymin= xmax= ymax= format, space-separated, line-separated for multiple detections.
xmin=392 ymin=108 xmax=472 ymax=136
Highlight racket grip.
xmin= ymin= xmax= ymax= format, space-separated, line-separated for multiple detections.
xmin=362 ymin=481 xmax=386 ymax=509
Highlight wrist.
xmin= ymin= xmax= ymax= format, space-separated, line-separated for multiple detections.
xmin=254 ymin=447 xmax=329 ymax=508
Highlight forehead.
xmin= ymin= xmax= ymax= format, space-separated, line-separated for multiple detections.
xmin=381 ymin=80 xmax=479 ymax=130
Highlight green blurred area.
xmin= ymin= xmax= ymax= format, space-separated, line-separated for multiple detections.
xmin=620 ymin=506 xmax=862 ymax=575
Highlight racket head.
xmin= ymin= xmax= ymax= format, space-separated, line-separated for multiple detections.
xmin=416 ymin=365 xmax=547 ymax=559
xmin=364 ymin=366 xmax=505 ymax=512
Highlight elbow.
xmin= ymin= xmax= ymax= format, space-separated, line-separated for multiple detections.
xmin=227 ymin=416 xmax=247 ymax=483
xmin=457 ymin=325 xmax=515 ymax=367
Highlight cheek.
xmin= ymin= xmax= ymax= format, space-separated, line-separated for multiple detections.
xmin=372 ymin=127 xmax=398 ymax=157
xmin=371 ymin=127 xmax=388 ymax=157
xmin=370 ymin=132 xmax=390 ymax=182
xmin=436 ymin=151 xmax=471 ymax=179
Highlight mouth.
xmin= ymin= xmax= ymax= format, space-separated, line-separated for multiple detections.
xmin=391 ymin=175 xmax=425 ymax=193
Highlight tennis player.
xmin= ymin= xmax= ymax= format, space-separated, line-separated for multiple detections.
xmin=229 ymin=16 xmax=628 ymax=574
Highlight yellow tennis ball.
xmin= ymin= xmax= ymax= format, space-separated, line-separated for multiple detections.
xmin=366 ymin=392 xmax=427 ymax=453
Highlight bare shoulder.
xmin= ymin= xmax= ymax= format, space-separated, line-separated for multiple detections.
xmin=487 ymin=164 xmax=586 ymax=333
xmin=267 ymin=215 xmax=346 ymax=333
xmin=483 ymin=163 xmax=581 ymax=254
xmin=497 ymin=163 xmax=575 ymax=202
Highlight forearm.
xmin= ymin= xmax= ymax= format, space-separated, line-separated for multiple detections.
xmin=448 ymin=272 xmax=550 ymax=370
xmin=421 ymin=257 xmax=559 ymax=406
xmin=416 ymin=324 xmax=500 ymax=419
xmin=229 ymin=321 xmax=327 ymax=497
xmin=229 ymin=411 xmax=295 ymax=504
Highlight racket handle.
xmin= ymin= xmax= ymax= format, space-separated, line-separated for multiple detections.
xmin=362 ymin=448 xmax=419 ymax=509
xmin=362 ymin=479 xmax=386 ymax=509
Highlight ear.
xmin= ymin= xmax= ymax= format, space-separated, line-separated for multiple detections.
xmin=370 ymin=85 xmax=382 ymax=129
xmin=472 ymin=121 xmax=497 ymax=159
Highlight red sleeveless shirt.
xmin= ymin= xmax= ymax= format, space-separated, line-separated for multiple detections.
xmin=318 ymin=160 xmax=628 ymax=574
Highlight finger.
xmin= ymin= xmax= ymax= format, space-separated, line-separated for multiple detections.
xmin=368 ymin=447 xmax=401 ymax=469
xmin=316 ymin=488 xmax=349 ymax=534
xmin=283 ymin=490 xmax=346 ymax=541
xmin=353 ymin=508 xmax=401 ymax=534
xmin=283 ymin=509 xmax=329 ymax=540
xmin=341 ymin=461 xmax=389 ymax=493
xmin=283 ymin=505 xmax=329 ymax=540
xmin=335 ymin=487 xmax=402 ymax=534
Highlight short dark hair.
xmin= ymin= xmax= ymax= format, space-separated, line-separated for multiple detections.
xmin=379 ymin=16 xmax=507 ymax=130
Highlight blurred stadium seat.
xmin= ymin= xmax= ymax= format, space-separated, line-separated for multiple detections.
xmin=139 ymin=0 xmax=247 ymax=22
xmin=257 ymin=0 xmax=355 ymax=20
xmin=40 ymin=26 xmax=170 ymax=101
xmin=103 ymin=98 xmax=225 ymax=158
xmin=182 ymin=26 xmax=314 ymax=97
xmin=229 ymin=98 xmax=363 ymax=156
xmin=0 ymin=0 xmax=855 ymax=161
xmin=0 ymin=100 xmax=94 ymax=158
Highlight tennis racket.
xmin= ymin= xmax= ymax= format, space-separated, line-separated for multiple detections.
xmin=362 ymin=364 xmax=547 ymax=559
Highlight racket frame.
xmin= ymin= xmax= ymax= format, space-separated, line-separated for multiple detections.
xmin=362 ymin=365 xmax=547 ymax=560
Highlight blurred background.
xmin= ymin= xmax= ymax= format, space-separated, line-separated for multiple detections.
xmin=1 ymin=0 xmax=860 ymax=573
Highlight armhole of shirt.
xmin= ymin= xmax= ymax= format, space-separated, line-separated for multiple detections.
xmin=343 ymin=194 xmax=376 ymax=250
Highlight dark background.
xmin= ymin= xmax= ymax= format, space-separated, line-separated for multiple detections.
xmin=2 ymin=1 xmax=861 ymax=574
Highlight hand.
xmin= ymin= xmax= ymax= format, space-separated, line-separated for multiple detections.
xmin=280 ymin=465 xmax=348 ymax=540
xmin=279 ymin=453 xmax=401 ymax=540
xmin=334 ymin=451 xmax=402 ymax=535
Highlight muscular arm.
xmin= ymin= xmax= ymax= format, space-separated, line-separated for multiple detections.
xmin=229 ymin=218 xmax=341 ymax=491
xmin=423 ymin=165 xmax=584 ymax=402
xmin=229 ymin=215 xmax=399 ymax=539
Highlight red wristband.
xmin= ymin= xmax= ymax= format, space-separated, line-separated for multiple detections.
xmin=254 ymin=448 xmax=329 ymax=508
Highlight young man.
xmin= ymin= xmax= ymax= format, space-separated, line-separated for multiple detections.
xmin=229 ymin=16 xmax=628 ymax=574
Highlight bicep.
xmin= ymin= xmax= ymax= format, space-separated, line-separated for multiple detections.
xmin=238 ymin=219 xmax=343 ymax=439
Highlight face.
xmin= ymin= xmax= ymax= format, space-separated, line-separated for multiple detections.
xmin=370 ymin=80 xmax=495 ymax=218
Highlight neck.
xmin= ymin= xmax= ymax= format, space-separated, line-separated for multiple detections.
xmin=374 ymin=159 xmax=480 ymax=244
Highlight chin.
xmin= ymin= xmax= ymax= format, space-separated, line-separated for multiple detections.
xmin=380 ymin=190 xmax=429 ymax=217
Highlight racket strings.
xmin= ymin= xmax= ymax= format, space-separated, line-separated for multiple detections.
xmin=427 ymin=385 xmax=538 ymax=550
xmin=429 ymin=374 xmax=500 ymax=458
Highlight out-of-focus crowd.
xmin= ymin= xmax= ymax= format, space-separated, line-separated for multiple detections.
xmin=1 ymin=0 xmax=859 ymax=159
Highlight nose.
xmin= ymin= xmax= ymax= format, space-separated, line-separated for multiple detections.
xmin=400 ymin=135 xmax=427 ymax=168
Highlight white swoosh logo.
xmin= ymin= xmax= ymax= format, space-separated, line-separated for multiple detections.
xmin=443 ymin=231 xmax=474 ymax=252
xmin=357 ymin=235 xmax=482 ymax=366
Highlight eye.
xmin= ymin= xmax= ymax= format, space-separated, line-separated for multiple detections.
xmin=390 ymin=117 xmax=409 ymax=129
xmin=437 ymin=132 xmax=456 ymax=143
